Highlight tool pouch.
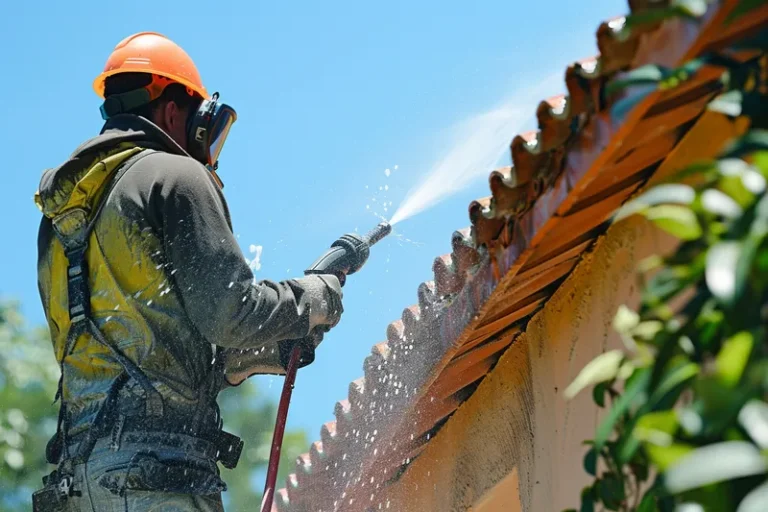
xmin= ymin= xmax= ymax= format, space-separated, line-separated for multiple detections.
xmin=215 ymin=430 xmax=244 ymax=470
xmin=32 ymin=485 xmax=70 ymax=512
xmin=96 ymin=451 xmax=227 ymax=496
xmin=32 ymin=469 xmax=78 ymax=512
xmin=45 ymin=430 xmax=63 ymax=465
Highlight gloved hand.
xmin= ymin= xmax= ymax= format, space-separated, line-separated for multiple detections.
xmin=278 ymin=274 xmax=344 ymax=369
xmin=221 ymin=344 xmax=286 ymax=387
xmin=221 ymin=274 xmax=344 ymax=386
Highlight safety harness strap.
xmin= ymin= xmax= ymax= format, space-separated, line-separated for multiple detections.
xmin=48 ymin=148 xmax=159 ymax=466
xmin=45 ymin=146 xmax=242 ymax=485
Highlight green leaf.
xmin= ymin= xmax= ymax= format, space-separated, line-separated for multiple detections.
xmin=612 ymin=304 xmax=640 ymax=334
xmin=718 ymin=157 xmax=752 ymax=176
xmin=664 ymin=441 xmax=768 ymax=494
xmin=584 ymin=447 xmax=598 ymax=476
xmin=611 ymin=87 xmax=655 ymax=124
xmin=718 ymin=158 xmax=767 ymax=197
xmin=624 ymin=0 xmax=706 ymax=32
xmin=614 ymin=184 xmax=696 ymax=222
xmin=598 ymin=474 xmax=626 ymax=510
xmin=646 ymin=442 xmax=694 ymax=471
xmin=595 ymin=368 xmax=651 ymax=450
xmin=736 ymin=479 xmax=768 ymax=512
xmin=681 ymin=485 xmax=733 ymax=512
xmin=751 ymin=194 xmax=768 ymax=237
xmin=694 ymin=377 xmax=747 ymax=436
xmin=637 ymin=492 xmax=657 ymax=512
xmin=644 ymin=205 xmax=702 ymax=240
xmin=617 ymin=428 xmax=643 ymax=465
xmin=620 ymin=410 xmax=669 ymax=463
xmin=706 ymin=242 xmax=743 ymax=306
xmin=631 ymin=455 xmax=651 ymax=483
xmin=633 ymin=321 xmax=665 ymax=341
xmin=731 ymin=26 xmax=768 ymax=54
xmin=723 ymin=130 xmax=768 ymax=159
xmin=673 ymin=0 xmax=708 ymax=17
xmin=726 ymin=0 xmax=766 ymax=24
xmin=716 ymin=331 xmax=754 ymax=387
xmin=593 ymin=382 xmax=608 ymax=408
xmin=647 ymin=361 xmax=699 ymax=409
xmin=606 ymin=65 xmax=666 ymax=96
xmin=738 ymin=400 xmax=768 ymax=449
xmin=664 ymin=160 xmax=719 ymax=184
xmin=580 ymin=485 xmax=596 ymax=512
xmin=720 ymin=175 xmax=757 ymax=209
xmin=565 ymin=350 xmax=625 ymax=400
xmin=701 ymin=189 xmax=743 ymax=219
xmin=643 ymin=267 xmax=691 ymax=308
xmin=634 ymin=410 xmax=679 ymax=445
xmin=624 ymin=7 xmax=682 ymax=30
xmin=708 ymin=90 xmax=743 ymax=117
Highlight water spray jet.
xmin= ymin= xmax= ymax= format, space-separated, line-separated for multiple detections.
xmin=388 ymin=71 xmax=563 ymax=227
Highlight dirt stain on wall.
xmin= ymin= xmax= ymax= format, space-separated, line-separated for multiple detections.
xmin=386 ymin=216 xmax=677 ymax=511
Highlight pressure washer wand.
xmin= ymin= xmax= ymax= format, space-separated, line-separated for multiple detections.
xmin=261 ymin=222 xmax=392 ymax=512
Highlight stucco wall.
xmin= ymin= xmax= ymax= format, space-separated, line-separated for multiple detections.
xmin=385 ymin=216 xmax=678 ymax=511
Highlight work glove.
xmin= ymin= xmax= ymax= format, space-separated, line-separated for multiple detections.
xmin=221 ymin=274 xmax=344 ymax=386
xmin=278 ymin=274 xmax=344 ymax=370
xmin=221 ymin=343 xmax=287 ymax=386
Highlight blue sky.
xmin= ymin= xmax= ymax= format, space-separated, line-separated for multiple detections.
xmin=1 ymin=0 xmax=625 ymax=438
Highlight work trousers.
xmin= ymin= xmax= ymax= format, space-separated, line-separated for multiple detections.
xmin=38 ymin=434 xmax=226 ymax=512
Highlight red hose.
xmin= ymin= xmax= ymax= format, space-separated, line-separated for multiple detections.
xmin=260 ymin=344 xmax=302 ymax=512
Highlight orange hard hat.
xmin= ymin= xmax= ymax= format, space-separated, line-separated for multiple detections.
xmin=93 ymin=32 xmax=208 ymax=100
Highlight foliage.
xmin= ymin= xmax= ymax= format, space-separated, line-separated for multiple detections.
xmin=564 ymin=4 xmax=767 ymax=511
xmin=606 ymin=0 xmax=767 ymax=127
xmin=0 ymin=300 xmax=308 ymax=511
xmin=219 ymin=380 xmax=309 ymax=512
xmin=0 ymin=300 xmax=60 ymax=512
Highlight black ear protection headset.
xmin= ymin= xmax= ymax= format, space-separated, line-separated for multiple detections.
xmin=100 ymin=75 xmax=237 ymax=179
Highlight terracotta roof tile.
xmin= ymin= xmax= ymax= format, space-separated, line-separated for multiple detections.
xmin=275 ymin=2 xmax=768 ymax=510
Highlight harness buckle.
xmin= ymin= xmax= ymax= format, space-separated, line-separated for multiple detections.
xmin=64 ymin=246 xmax=91 ymax=323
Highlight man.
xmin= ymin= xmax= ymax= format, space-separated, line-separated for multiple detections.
xmin=33 ymin=32 xmax=343 ymax=511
